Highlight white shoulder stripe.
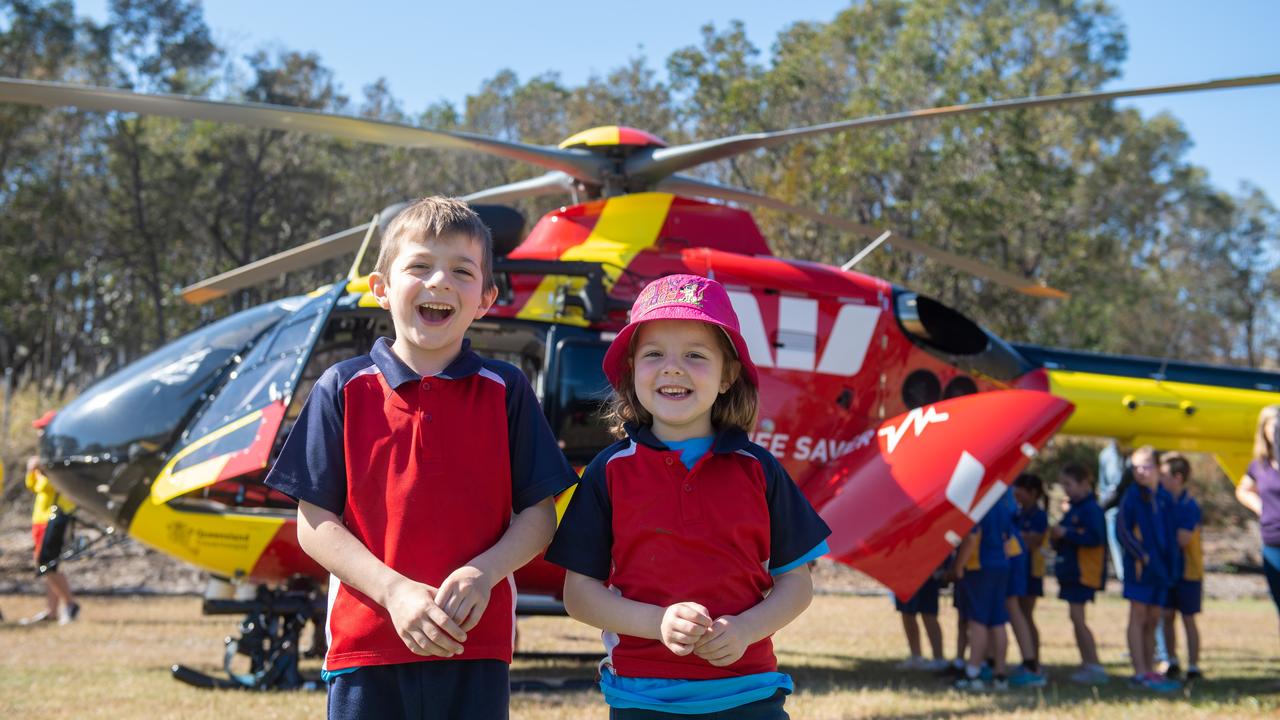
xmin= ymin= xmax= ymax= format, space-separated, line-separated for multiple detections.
xmin=478 ymin=367 xmax=506 ymax=387
xmin=605 ymin=440 xmax=638 ymax=465
xmin=735 ymin=448 xmax=760 ymax=463
xmin=343 ymin=364 xmax=382 ymax=387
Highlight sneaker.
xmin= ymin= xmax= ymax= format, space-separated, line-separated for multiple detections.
xmin=1163 ymin=663 xmax=1182 ymax=680
xmin=1136 ymin=672 xmax=1180 ymax=693
xmin=895 ymin=656 xmax=926 ymax=670
xmin=1185 ymin=668 xmax=1203 ymax=681
xmin=922 ymin=658 xmax=952 ymax=672
xmin=990 ymin=675 xmax=1010 ymax=692
xmin=1009 ymin=667 xmax=1048 ymax=688
xmin=1070 ymin=665 xmax=1109 ymax=685
xmin=58 ymin=602 xmax=80 ymax=625
xmin=954 ymin=676 xmax=987 ymax=692
xmin=979 ymin=664 xmax=994 ymax=682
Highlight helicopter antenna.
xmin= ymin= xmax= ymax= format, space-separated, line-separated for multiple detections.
xmin=842 ymin=231 xmax=893 ymax=271
xmin=348 ymin=214 xmax=379 ymax=280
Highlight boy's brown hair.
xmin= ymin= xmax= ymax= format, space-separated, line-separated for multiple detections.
xmin=604 ymin=327 xmax=759 ymax=437
xmin=375 ymin=197 xmax=495 ymax=293
xmin=1161 ymin=452 xmax=1191 ymax=483
xmin=1060 ymin=462 xmax=1094 ymax=489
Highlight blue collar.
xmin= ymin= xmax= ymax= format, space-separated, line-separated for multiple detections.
xmin=370 ymin=337 xmax=483 ymax=388
xmin=624 ymin=423 xmax=751 ymax=455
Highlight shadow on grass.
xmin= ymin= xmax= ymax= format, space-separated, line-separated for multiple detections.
xmin=781 ymin=657 xmax=1280 ymax=710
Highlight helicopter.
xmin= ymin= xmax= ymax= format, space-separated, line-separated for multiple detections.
xmin=4 ymin=70 xmax=1280 ymax=690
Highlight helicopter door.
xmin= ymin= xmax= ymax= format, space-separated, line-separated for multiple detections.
xmin=150 ymin=284 xmax=347 ymax=505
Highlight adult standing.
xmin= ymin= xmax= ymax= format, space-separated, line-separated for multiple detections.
xmin=1235 ymin=404 xmax=1280 ymax=640
xmin=23 ymin=410 xmax=80 ymax=625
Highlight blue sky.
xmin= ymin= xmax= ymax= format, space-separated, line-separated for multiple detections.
xmin=77 ymin=0 xmax=1278 ymax=204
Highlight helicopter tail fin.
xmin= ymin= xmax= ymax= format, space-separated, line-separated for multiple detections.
xmin=812 ymin=390 xmax=1073 ymax=600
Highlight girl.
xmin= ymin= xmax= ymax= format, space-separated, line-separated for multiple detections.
xmin=1051 ymin=463 xmax=1108 ymax=685
xmin=1012 ymin=473 xmax=1048 ymax=678
xmin=547 ymin=274 xmax=830 ymax=719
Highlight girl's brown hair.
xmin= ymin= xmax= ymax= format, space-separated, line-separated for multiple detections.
xmin=604 ymin=323 xmax=759 ymax=438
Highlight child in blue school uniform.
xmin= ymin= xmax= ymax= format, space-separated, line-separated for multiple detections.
xmin=894 ymin=562 xmax=948 ymax=671
xmin=1012 ymin=473 xmax=1048 ymax=666
xmin=950 ymin=486 xmax=1018 ymax=691
xmin=1158 ymin=452 xmax=1204 ymax=681
xmin=1051 ymin=463 xmax=1108 ymax=685
xmin=1004 ymin=485 xmax=1044 ymax=688
xmin=547 ymin=274 xmax=831 ymax=719
xmin=1117 ymin=445 xmax=1180 ymax=692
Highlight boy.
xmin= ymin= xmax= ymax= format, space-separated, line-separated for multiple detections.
xmin=1052 ymin=463 xmax=1107 ymax=684
xmin=266 ymin=197 xmax=576 ymax=719
xmin=1159 ymin=452 xmax=1203 ymax=681
xmin=951 ymin=486 xmax=1017 ymax=691
xmin=1117 ymin=445 xmax=1179 ymax=691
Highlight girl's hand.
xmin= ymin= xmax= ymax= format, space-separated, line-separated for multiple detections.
xmin=694 ymin=615 xmax=751 ymax=667
xmin=1050 ymin=525 xmax=1066 ymax=541
xmin=659 ymin=602 xmax=712 ymax=655
xmin=434 ymin=564 xmax=494 ymax=632
xmin=386 ymin=577 xmax=466 ymax=657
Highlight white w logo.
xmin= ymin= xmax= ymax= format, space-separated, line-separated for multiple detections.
xmin=878 ymin=406 xmax=950 ymax=454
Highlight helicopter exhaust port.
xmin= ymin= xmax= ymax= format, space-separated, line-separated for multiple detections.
xmin=892 ymin=291 xmax=1033 ymax=382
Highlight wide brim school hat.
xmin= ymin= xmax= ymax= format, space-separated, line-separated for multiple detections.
xmin=602 ymin=273 xmax=759 ymax=390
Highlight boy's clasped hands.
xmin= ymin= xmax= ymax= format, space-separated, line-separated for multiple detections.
xmin=660 ymin=601 xmax=752 ymax=667
xmin=386 ymin=563 xmax=496 ymax=658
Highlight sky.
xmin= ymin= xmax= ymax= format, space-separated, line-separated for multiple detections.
xmin=76 ymin=0 xmax=1280 ymax=204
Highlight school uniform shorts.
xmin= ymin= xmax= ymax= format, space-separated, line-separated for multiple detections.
xmin=960 ymin=568 xmax=1010 ymax=627
xmin=894 ymin=577 xmax=940 ymax=615
xmin=327 ymin=659 xmax=509 ymax=720
xmin=1005 ymin=553 xmax=1028 ymax=598
xmin=1162 ymin=580 xmax=1202 ymax=615
xmin=1057 ymin=581 xmax=1096 ymax=604
xmin=1025 ymin=576 xmax=1044 ymax=598
xmin=1122 ymin=580 xmax=1167 ymax=607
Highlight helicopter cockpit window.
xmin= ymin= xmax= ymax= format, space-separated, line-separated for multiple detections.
xmin=184 ymin=293 xmax=333 ymax=442
xmin=43 ymin=299 xmax=297 ymax=461
xmin=551 ymin=337 xmax=614 ymax=465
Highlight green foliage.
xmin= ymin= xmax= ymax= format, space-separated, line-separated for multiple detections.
xmin=0 ymin=0 xmax=1277 ymax=403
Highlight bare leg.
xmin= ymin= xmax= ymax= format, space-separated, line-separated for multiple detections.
xmin=900 ymin=612 xmax=921 ymax=657
xmin=1070 ymin=603 xmax=1099 ymax=666
xmin=967 ymin=620 xmax=989 ymax=672
xmin=1019 ymin=596 xmax=1040 ymax=660
xmin=1162 ymin=608 xmax=1179 ymax=667
xmin=1142 ymin=605 xmax=1159 ymax=673
xmin=956 ymin=611 xmax=969 ymax=663
xmin=991 ymin=624 xmax=1009 ymax=676
xmin=1006 ymin=597 xmax=1035 ymax=668
xmin=46 ymin=571 xmax=75 ymax=610
xmin=43 ymin=577 xmax=58 ymax=615
xmin=1184 ymin=614 xmax=1200 ymax=668
xmin=922 ymin=612 xmax=945 ymax=660
xmin=1128 ymin=601 xmax=1150 ymax=675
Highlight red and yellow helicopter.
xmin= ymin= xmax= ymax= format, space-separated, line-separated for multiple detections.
xmin=3 ymin=71 xmax=1279 ymax=689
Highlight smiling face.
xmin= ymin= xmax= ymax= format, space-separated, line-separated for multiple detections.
xmin=370 ymin=233 xmax=497 ymax=376
xmin=631 ymin=320 xmax=738 ymax=443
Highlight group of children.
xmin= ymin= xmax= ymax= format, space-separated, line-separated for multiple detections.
xmin=266 ymin=197 xmax=827 ymax=719
xmin=894 ymin=447 xmax=1204 ymax=692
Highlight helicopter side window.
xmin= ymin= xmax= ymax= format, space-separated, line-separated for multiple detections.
xmin=550 ymin=337 xmax=615 ymax=465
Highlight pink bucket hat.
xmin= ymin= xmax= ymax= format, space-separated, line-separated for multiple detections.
xmin=602 ymin=274 xmax=759 ymax=390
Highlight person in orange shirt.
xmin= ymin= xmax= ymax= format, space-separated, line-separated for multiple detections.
xmin=24 ymin=410 xmax=79 ymax=625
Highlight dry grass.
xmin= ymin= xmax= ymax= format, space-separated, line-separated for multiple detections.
xmin=1 ymin=592 xmax=1277 ymax=719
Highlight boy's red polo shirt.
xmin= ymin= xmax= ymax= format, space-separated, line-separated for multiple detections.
xmin=546 ymin=424 xmax=830 ymax=680
xmin=266 ymin=338 xmax=575 ymax=672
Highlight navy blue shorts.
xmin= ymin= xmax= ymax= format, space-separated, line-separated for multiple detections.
xmin=327 ymin=660 xmax=509 ymax=720
xmin=1006 ymin=553 xmax=1028 ymax=598
xmin=960 ymin=568 xmax=1009 ymax=627
xmin=609 ymin=689 xmax=788 ymax=719
xmin=1163 ymin=580 xmax=1202 ymax=615
xmin=1058 ymin=581 xmax=1096 ymax=604
xmin=1123 ymin=581 xmax=1167 ymax=607
xmin=1025 ymin=576 xmax=1044 ymax=598
xmin=895 ymin=577 xmax=940 ymax=615
xmin=953 ymin=582 xmax=970 ymax=619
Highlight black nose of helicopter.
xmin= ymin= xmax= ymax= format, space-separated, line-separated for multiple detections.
xmin=40 ymin=301 xmax=293 ymax=527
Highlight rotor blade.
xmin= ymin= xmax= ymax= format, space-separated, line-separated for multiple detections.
xmin=180 ymin=222 xmax=371 ymax=304
xmin=0 ymin=77 xmax=608 ymax=182
xmin=461 ymin=171 xmax=575 ymax=204
xmin=657 ymin=175 xmax=1067 ymax=299
xmin=630 ymin=72 xmax=1280 ymax=183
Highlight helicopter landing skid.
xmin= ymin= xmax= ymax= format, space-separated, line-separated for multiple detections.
xmin=172 ymin=584 xmax=324 ymax=692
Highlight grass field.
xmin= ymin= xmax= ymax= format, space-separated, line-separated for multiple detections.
xmin=1 ymin=592 xmax=1277 ymax=719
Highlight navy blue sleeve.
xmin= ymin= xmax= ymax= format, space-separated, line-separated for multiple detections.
xmin=756 ymin=448 xmax=831 ymax=573
xmin=544 ymin=452 xmax=613 ymax=581
xmin=496 ymin=362 xmax=576 ymax=513
xmin=1178 ymin=500 xmax=1201 ymax=532
xmin=264 ymin=365 xmax=347 ymax=516
xmin=1115 ymin=488 xmax=1146 ymax=560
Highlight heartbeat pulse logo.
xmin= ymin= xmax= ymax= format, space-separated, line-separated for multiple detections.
xmin=878 ymin=406 xmax=950 ymax=454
